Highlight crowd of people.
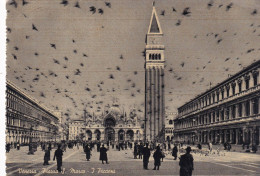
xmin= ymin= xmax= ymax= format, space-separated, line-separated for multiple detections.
xmin=6 ymin=139 xmax=260 ymax=176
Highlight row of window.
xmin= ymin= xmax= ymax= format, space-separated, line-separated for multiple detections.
xmin=175 ymin=98 xmax=259 ymax=129
xmin=6 ymin=115 xmax=50 ymax=132
xmin=179 ymin=70 xmax=259 ymax=116
xmin=7 ymin=93 xmax=57 ymax=124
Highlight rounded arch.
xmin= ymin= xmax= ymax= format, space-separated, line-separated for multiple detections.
xmin=105 ymin=127 xmax=115 ymax=142
xmin=158 ymin=54 xmax=161 ymax=60
xmin=94 ymin=129 xmax=101 ymax=141
xmin=155 ymin=54 xmax=158 ymax=60
xmin=104 ymin=116 xmax=116 ymax=127
xmin=118 ymin=129 xmax=125 ymax=141
xmin=126 ymin=130 xmax=134 ymax=141
xmin=152 ymin=54 xmax=154 ymax=60
xmin=149 ymin=54 xmax=151 ymax=60
xmin=86 ymin=130 xmax=92 ymax=141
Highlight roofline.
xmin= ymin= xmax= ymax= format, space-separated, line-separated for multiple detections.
xmin=178 ymin=59 xmax=260 ymax=110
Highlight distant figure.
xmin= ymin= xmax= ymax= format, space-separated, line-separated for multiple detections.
xmin=208 ymin=142 xmax=212 ymax=153
xmin=6 ymin=143 xmax=10 ymax=153
xmin=97 ymin=142 xmax=101 ymax=152
xmin=252 ymin=144 xmax=258 ymax=153
xmin=153 ymin=146 xmax=163 ymax=170
xmin=179 ymin=146 xmax=194 ymax=176
xmin=53 ymin=144 xmax=63 ymax=172
xmin=17 ymin=143 xmax=20 ymax=150
xmin=100 ymin=144 xmax=109 ymax=164
xmin=43 ymin=148 xmax=50 ymax=165
xmin=172 ymin=144 xmax=178 ymax=160
xmin=84 ymin=144 xmax=91 ymax=161
xmin=138 ymin=143 xmax=143 ymax=159
xmin=134 ymin=143 xmax=138 ymax=159
xmin=197 ymin=143 xmax=202 ymax=150
xmin=142 ymin=143 xmax=151 ymax=170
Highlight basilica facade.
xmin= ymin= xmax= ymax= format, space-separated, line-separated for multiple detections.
xmin=69 ymin=103 xmax=143 ymax=142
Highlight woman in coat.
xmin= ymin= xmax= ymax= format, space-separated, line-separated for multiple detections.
xmin=153 ymin=146 xmax=163 ymax=170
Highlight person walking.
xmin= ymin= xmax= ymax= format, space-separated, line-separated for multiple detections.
xmin=100 ymin=144 xmax=109 ymax=164
xmin=208 ymin=142 xmax=212 ymax=153
xmin=179 ymin=146 xmax=194 ymax=176
xmin=142 ymin=143 xmax=151 ymax=170
xmin=53 ymin=144 xmax=63 ymax=172
xmin=172 ymin=144 xmax=178 ymax=160
xmin=153 ymin=146 xmax=163 ymax=170
xmin=134 ymin=143 xmax=138 ymax=159
xmin=43 ymin=148 xmax=50 ymax=165
xmin=84 ymin=144 xmax=91 ymax=161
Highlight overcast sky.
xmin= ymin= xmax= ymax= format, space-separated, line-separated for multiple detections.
xmin=6 ymin=0 xmax=260 ymax=121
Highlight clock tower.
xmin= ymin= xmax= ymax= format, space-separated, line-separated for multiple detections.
xmin=144 ymin=4 xmax=165 ymax=142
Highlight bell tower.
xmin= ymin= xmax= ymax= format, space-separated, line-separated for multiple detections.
xmin=144 ymin=3 xmax=165 ymax=142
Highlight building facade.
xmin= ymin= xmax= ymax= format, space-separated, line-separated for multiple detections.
xmin=165 ymin=114 xmax=175 ymax=141
xmin=174 ymin=61 xmax=260 ymax=146
xmin=69 ymin=103 xmax=143 ymax=142
xmin=144 ymin=4 xmax=165 ymax=142
xmin=6 ymin=80 xmax=60 ymax=145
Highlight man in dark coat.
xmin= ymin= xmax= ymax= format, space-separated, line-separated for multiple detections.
xmin=43 ymin=148 xmax=50 ymax=165
xmin=142 ymin=143 xmax=151 ymax=170
xmin=99 ymin=144 xmax=109 ymax=164
xmin=153 ymin=146 xmax=163 ymax=170
xmin=84 ymin=144 xmax=91 ymax=161
xmin=97 ymin=142 xmax=101 ymax=152
xmin=138 ymin=143 xmax=143 ymax=159
xmin=6 ymin=143 xmax=10 ymax=153
xmin=134 ymin=143 xmax=138 ymax=159
xmin=53 ymin=144 xmax=63 ymax=172
xmin=179 ymin=146 xmax=194 ymax=176
xmin=172 ymin=144 xmax=178 ymax=160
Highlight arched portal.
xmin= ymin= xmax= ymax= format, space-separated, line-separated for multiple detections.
xmin=104 ymin=117 xmax=116 ymax=127
xmin=94 ymin=129 xmax=101 ymax=141
xmin=105 ymin=127 xmax=115 ymax=142
xmin=86 ymin=130 xmax=92 ymax=141
xmin=118 ymin=129 xmax=125 ymax=141
xmin=126 ymin=130 xmax=134 ymax=141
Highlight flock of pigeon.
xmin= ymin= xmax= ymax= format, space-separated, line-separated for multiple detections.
xmin=6 ymin=0 xmax=259 ymax=125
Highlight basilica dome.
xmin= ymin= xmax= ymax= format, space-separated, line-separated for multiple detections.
xmin=108 ymin=103 xmax=122 ymax=116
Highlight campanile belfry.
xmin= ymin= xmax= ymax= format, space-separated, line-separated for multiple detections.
xmin=144 ymin=3 xmax=165 ymax=142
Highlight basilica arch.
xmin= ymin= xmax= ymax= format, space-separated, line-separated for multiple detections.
xmin=126 ymin=130 xmax=134 ymax=141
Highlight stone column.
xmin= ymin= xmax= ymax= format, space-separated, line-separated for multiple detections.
xmin=230 ymin=129 xmax=233 ymax=143
xmin=207 ymin=131 xmax=210 ymax=143
xmin=250 ymin=99 xmax=254 ymax=116
xmin=235 ymin=129 xmax=239 ymax=144
xmin=214 ymin=131 xmax=218 ymax=143
xmin=220 ymin=130 xmax=223 ymax=144
xmin=250 ymin=128 xmax=253 ymax=146
xmin=242 ymin=102 xmax=246 ymax=117
xmin=235 ymin=104 xmax=239 ymax=118
xmin=242 ymin=128 xmax=246 ymax=144
xmin=224 ymin=130 xmax=227 ymax=143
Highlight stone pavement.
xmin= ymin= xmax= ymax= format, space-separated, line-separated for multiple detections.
xmin=6 ymin=146 xmax=260 ymax=176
